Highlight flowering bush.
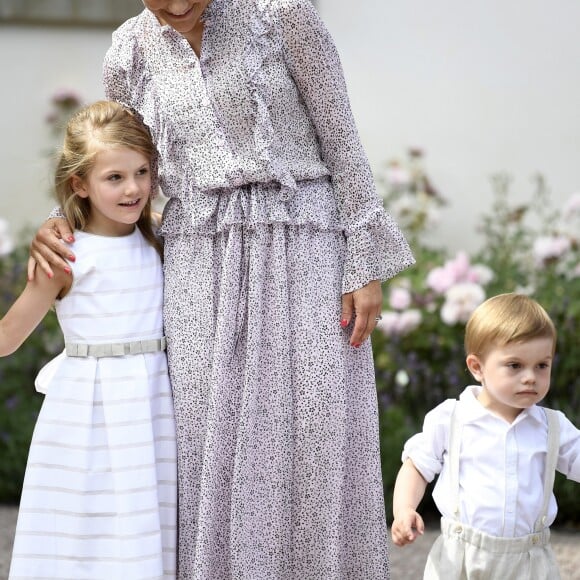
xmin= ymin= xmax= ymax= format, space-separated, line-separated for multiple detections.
xmin=45 ymin=88 xmax=83 ymax=137
xmin=375 ymin=151 xmax=580 ymax=525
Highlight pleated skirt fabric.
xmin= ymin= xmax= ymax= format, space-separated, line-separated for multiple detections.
xmin=163 ymin=223 xmax=390 ymax=579
xmin=9 ymin=352 xmax=177 ymax=579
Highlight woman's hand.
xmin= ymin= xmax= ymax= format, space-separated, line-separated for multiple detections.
xmin=340 ymin=280 xmax=383 ymax=347
xmin=27 ymin=218 xmax=75 ymax=280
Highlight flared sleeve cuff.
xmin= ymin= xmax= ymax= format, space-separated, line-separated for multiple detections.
xmin=342 ymin=208 xmax=415 ymax=294
xmin=48 ymin=206 xmax=65 ymax=220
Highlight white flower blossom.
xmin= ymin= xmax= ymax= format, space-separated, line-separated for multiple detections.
xmin=397 ymin=309 xmax=422 ymax=335
xmin=395 ymin=369 xmax=410 ymax=387
xmin=468 ymin=264 xmax=494 ymax=286
xmin=0 ymin=218 xmax=14 ymax=256
xmin=533 ymin=235 xmax=571 ymax=266
xmin=385 ymin=165 xmax=411 ymax=187
xmin=563 ymin=192 xmax=580 ymax=219
xmin=440 ymin=282 xmax=486 ymax=325
xmin=376 ymin=309 xmax=422 ymax=336
xmin=389 ymin=286 xmax=412 ymax=311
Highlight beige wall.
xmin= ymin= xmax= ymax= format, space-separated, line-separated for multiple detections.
xmin=1 ymin=1 xmax=579 ymax=253
xmin=318 ymin=0 xmax=580 ymax=251
xmin=0 ymin=25 xmax=113 ymax=240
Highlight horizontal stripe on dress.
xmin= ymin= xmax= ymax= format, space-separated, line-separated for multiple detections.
xmin=36 ymin=413 xmax=174 ymax=429
xmin=42 ymin=392 xmax=172 ymax=408
xmin=12 ymin=551 xmax=170 ymax=563
xmin=71 ymin=283 xmax=162 ymax=297
xmin=12 ymin=576 xmax=175 ymax=580
xmin=48 ymin=369 xmax=169 ymax=385
xmin=21 ymin=483 xmax=176 ymax=496
xmin=19 ymin=506 xmax=174 ymax=518
xmin=58 ymin=304 xmax=164 ymax=321
xmin=30 ymin=434 xmax=176 ymax=451
xmin=79 ymin=260 xmax=159 ymax=274
xmin=14 ymin=528 xmax=175 ymax=541
xmin=26 ymin=459 xmax=176 ymax=474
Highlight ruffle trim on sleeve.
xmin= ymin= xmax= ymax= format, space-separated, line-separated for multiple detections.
xmin=342 ymin=208 xmax=415 ymax=294
xmin=48 ymin=206 xmax=65 ymax=219
xmin=244 ymin=0 xmax=297 ymax=202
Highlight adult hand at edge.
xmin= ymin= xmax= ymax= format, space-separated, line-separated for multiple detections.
xmin=27 ymin=218 xmax=75 ymax=281
xmin=340 ymin=279 xmax=382 ymax=347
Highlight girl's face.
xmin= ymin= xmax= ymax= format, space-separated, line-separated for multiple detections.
xmin=142 ymin=0 xmax=212 ymax=35
xmin=467 ymin=337 xmax=553 ymax=422
xmin=73 ymin=147 xmax=151 ymax=237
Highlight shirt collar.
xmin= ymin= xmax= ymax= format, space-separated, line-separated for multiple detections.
xmin=458 ymin=385 xmax=545 ymax=426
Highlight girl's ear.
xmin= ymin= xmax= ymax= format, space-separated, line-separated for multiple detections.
xmin=466 ymin=354 xmax=484 ymax=382
xmin=71 ymin=175 xmax=89 ymax=198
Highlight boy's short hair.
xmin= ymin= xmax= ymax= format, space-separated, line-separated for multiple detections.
xmin=465 ymin=293 xmax=557 ymax=357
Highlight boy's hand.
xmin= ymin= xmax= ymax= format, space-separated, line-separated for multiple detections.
xmin=391 ymin=508 xmax=425 ymax=546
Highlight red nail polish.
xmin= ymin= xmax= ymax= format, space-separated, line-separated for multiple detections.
xmin=67 ymin=236 xmax=75 ymax=243
xmin=68 ymin=255 xmax=76 ymax=262
xmin=64 ymin=266 xmax=71 ymax=275
xmin=47 ymin=272 xmax=53 ymax=279
xmin=340 ymin=319 xmax=348 ymax=328
xmin=353 ymin=343 xmax=361 ymax=348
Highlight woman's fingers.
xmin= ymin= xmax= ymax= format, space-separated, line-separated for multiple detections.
xmin=28 ymin=219 xmax=75 ymax=280
xmin=347 ymin=280 xmax=383 ymax=347
xmin=340 ymin=292 xmax=354 ymax=329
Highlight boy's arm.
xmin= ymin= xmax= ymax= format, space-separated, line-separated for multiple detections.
xmin=391 ymin=459 xmax=429 ymax=547
xmin=0 ymin=270 xmax=69 ymax=357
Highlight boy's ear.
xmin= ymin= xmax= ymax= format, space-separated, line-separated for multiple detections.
xmin=71 ymin=175 xmax=89 ymax=198
xmin=466 ymin=354 xmax=484 ymax=382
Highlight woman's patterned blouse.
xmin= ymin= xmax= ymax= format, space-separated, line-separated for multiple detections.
xmin=103 ymin=0 xmax=414 ymax=292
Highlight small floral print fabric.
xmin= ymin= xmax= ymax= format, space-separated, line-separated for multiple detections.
xmin=104 ymin=0 xmax=413 ymax=577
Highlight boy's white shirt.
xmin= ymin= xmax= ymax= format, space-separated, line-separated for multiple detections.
xmin=402 ymin=385 xmax=580 ymax=538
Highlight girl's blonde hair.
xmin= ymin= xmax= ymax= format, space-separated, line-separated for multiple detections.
xmin=54 ymin=100 xmax=161 ymax=254
xmin=465 ymin=293 xmax=557 ymax=357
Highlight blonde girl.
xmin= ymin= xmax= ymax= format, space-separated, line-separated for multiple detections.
xmin=2 ymin=101 xmax=176 ymax=579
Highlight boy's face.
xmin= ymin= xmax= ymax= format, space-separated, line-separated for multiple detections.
xmin=466 ymin=337 xmax=554 ymax=422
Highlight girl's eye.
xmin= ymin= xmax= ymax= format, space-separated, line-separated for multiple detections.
xmin=507 ymin=362 xmax=520 ymax=369
xmin=538 ymin=363 xmax=550 ymax=370
xmin=108 ymin=174 xmax=122 ymax=181
xmin=137 ymin=167 xmax=149 ymax=176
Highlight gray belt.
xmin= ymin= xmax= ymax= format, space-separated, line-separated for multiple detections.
xmin=66 ymin=337 xmax=167 ymax=358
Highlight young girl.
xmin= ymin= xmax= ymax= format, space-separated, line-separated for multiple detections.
xmin=391 ymin=293 xmax=580 ymax=579
xmin=2 ymin=101 xmax=177 ymax=579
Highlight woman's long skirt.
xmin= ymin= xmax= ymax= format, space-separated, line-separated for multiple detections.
xmin=163 ymin=216 xmax=390 ymax=579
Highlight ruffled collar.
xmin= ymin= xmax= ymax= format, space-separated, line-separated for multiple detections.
xmin=141 ymin=0 xmax=231 ymax=37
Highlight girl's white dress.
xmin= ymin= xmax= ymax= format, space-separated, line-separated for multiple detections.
xmin=9 ymin=228 xmax=177 ymax=580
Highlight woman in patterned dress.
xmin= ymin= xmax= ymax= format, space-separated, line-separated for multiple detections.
xmin=31 ymin=1 xmax=414 ymax=578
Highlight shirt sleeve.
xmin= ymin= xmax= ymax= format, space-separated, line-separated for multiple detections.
xmin=274 ymin=0 xmax=414 ymax=293
xmin=48 ymin=207 xmax=65 ymax=219
xmin=402 ymin=399 xmax=457 ymax=483
xmin=102 ymin=18 xmax=143 ymax=106
xmin=556 ymin=411 xmax=580 ymax=482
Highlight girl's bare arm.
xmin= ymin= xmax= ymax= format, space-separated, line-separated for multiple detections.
xmin=0 ymin=269 xmax=69 ymax=357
